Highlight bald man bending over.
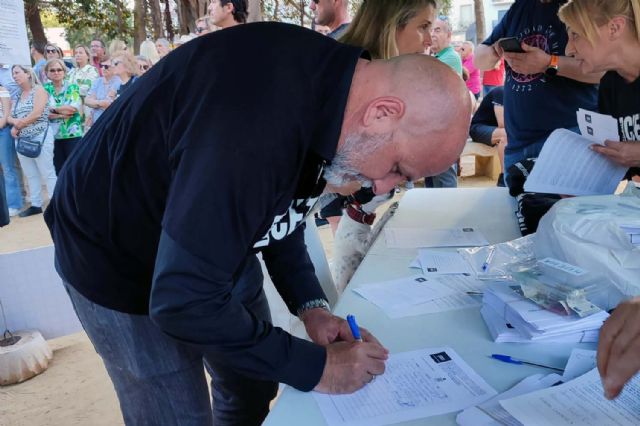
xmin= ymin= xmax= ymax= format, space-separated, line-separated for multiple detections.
xmin=45 ymin=23 xmax=470 ymax=426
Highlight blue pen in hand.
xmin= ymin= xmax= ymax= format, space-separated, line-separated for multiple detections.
xmin=491 ymin=354 xmax=564 ymax=372
xmin=347 ymin=314 xmax=363 ymax=342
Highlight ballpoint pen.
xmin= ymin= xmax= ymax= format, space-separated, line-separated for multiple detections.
xmin=490 ymin=354 xmax=564 ymax=372
xmin=481 ymin=246 xmax=496 ymax=272
xmin=347 ymin=314 xmax=363 ymax=342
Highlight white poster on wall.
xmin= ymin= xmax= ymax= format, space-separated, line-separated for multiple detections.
xmin=0 ymin=0 xmax=31 ymax=66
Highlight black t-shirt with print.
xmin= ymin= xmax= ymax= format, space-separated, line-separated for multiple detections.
xmin=598 ymin=70 xmax=640 ymax=176
xmin=45 ymin=22 xmax=364 ymax=391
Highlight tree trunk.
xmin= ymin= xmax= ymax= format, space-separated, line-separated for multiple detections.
xmin=148 ymin=0 xmax=164 ymax=38
xmin=24 ymin=0 xmax=47 ymax=45
xmin=113 ymin=0 xmax=129 ymax=37
xmin=134 ymin=0 xmax=147 ymax=54
xmin=273 ymin=0 xmax=279 ymax=20
xmin=164 ymin=0 xmax=174 ymax=41
xmin=248 ymin=0 xmax=262 ymax=23
xmin=178 ymin=0 xmax=199 ymax=34
xmin=474 ymin=0 xmax=486 ymax=44
xmin=299 ymin=0 xmax=304 ymax=26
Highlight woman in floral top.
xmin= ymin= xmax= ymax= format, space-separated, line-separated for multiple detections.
xmin=44 ymin=58 xmax=84 ymax=174
xmin=68 ymin=45 xmax=99 ymax=120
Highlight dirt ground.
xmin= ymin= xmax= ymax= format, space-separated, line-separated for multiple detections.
xmin=0 ymin=158 xmax=492 ymax=425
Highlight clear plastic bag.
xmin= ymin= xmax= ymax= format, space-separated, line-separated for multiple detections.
xmin=458 ymin=234 xmax=536 ymax=280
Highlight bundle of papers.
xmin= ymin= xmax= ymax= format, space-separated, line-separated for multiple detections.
xmin=457 ymin=349 xmax=597 ymax=426
xmin=481 ymin=283 xmax=608 ymax=343
xmin=353 ymin=275 xmax=485 ymax=318
xmin=409 ymin=249 xmax=474 ymax=276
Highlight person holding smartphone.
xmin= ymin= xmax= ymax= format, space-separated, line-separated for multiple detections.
xmin=474 ymin=0 xmax=603 ymax=187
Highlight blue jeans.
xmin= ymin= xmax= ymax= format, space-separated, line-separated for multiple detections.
xmin=62 ymin=255 xmax=277 ymax=426
xmin=0 ymin=127 xmax=23 ymax=210
xmin=425 ymin=164 xmax=458 ymax=188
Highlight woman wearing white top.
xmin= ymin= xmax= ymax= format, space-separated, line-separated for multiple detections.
xmin=68 ymin=45 xmax=99 ymax=119
xmin=6 ymin=65 xmax=56 ymax=218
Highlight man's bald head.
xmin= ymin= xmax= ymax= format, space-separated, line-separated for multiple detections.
xmin=328 ymin=55 xmax=471 ymax=195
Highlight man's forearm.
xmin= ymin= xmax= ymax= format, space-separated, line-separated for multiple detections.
xmin=475 ymin=44 xmax=500 ymax=71
xmin=558 ymin=56 xmax=604 ymax=84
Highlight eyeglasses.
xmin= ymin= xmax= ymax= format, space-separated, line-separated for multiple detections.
xmin=46 ymin=49 xmax=57 ymax=53
xmin=113 ymin=61 xmax=122 ymax=66
xmin=196 ymin=27 xmax=206 ymax=34
xmin=48 ymin=68 xmax=64 ymax=73
xmin=100 ymin=64 xmax=111 ymax=69
xmin=139 ymin=64 xmax=149 ymax=71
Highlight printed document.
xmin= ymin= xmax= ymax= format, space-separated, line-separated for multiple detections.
xmin=314 ymin=347 xmax=496 ymax=426
xmin=457 ymin=373 xmax=563 ymax=426
xmin=562 ymin=349 xmax=596 ymax=382
xmin=384 ymin=227 xmax=489 ymax=249
xmin=577 ymin=109 xmax=620 ymax=144
xmin=500 ymin=368 xmax=640 ymax=426
xmin=417 ymin=250 xmax=473 ymax=275
xmin=352 ymin=275 xmax=456 ymax=314
xmin=382 ymin=275 xmax=485 ymax=318
xmin=523 ymin=128 xmax=628 ymax=196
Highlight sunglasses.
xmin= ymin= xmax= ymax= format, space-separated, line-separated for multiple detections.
xmin=196 ymin=27 xmax=206 ymax=34
xmin=100 ymin=64 xmax=111 ymax=69
xmin=46 ymin=48 xmax=57 ymax=53
xmin=139 ymin=64 xmax=149 ymax=71
xmin=48 ymin=68 xmax=64 ymax=73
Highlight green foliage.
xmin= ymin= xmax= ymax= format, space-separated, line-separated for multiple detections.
xmin=41 ymin=11 xmax=61 ymax=28
xmin=50 ymin=0 xmax=133 ymax=42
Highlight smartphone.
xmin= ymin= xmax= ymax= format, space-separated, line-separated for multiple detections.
xmin=499 ymin=37 xmax=525 ymax=53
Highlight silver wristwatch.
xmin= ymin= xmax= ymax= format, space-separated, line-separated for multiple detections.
xmin=296 ymin=298 xmax=331 ymax=317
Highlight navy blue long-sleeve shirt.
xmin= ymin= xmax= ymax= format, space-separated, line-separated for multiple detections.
xmin=45 ymin=22 xmax=364 ymax=391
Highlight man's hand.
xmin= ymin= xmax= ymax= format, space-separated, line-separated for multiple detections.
xmin=314 ymin=340 xmax=388 ymax=394
xmin=490 ymin=41 xmax=504 ymax=59
xmin=598 ymin=297 xmax=640 ymax=399
xmin=301 ymin=308 xmax=386 ymax=347
xmin=591 ymin=141 xmax=640 ymax=168
xmin=503 ymin=43 xmax=551 ymax=75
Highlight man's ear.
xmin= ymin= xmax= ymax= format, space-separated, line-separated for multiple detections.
xmin=225 ymin=2 xmax=235 ymax=14
xmin=362 ymin=97 xmax=405 ymax=133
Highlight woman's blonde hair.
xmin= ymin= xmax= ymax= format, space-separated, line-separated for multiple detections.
xmin=139 ymin=40 xmax=160 ymax=64
xmin=339 ymin=0 xmax=437 ymax=59
xmin=108 ymin=39 xmax=128 ymax=56
xmin=11 ymin=65 xmax=40 ymax=87
xmin=112 ymin=50 xmax=140 ymax=77
xmin=559 ymin=0 xmax=640 ymax=45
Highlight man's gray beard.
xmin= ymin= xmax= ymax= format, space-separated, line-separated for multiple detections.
xmin=323 ymin=131 xmax=388 ymax=189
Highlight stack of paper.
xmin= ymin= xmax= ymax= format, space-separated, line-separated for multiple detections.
xmin=457 ymin=349 xmax=597 ymax=426
xmin=500 ymin=368 xmax=640 ymax=426
xmin=481 ymin=283 xmax=608 ymax=343
xmin=353 ymin=275 xmax=485 ymax=318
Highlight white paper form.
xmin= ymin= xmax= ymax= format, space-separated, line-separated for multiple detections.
xmin=457 ymin=373 xmax=563 ymax=426
xmin=352 ymin=276 xmax=457 ymax=314
xmin=562 ymin=349 xmax=596 ymax=382
xmin=577 ymin=109 xmax=621 ymax=144
xmin=523 ymin=128 xmax=628 ymax=196
xmin=418 ymin=250 xmax=474 ymax=275
xmin=500 ymin=368 xmax=640 ymax=426
xmin=384 ymin=276 xmax=485 ymax=318
xmin=313 ymin=347 xmax=497 ymax=426
xmin=384 ymin=227 xmax=489 ymax=249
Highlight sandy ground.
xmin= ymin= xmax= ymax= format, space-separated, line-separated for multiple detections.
xmin=0 ymin=158 xmax=492 ymax=425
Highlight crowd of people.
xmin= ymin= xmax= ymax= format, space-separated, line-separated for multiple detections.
xmin=1 ymin=0 xmax=640 ymax=424
xmin=0 ymin=0 xmax=248 ymax=221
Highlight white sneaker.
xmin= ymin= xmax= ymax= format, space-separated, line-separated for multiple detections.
xmin=8 ymin=208 xmax=20 ymax=217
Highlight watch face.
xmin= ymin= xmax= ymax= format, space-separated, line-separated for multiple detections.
xmin=546 ymin=66 xmax=558 ymax=77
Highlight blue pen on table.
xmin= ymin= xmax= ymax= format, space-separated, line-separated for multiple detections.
xmin=347 ymin=314 xmax=363 ymax=342
xmin=481 ymin=246 xmax=496 ymax=272
xmin=490 ymin=354 xmax=564 ymax=372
